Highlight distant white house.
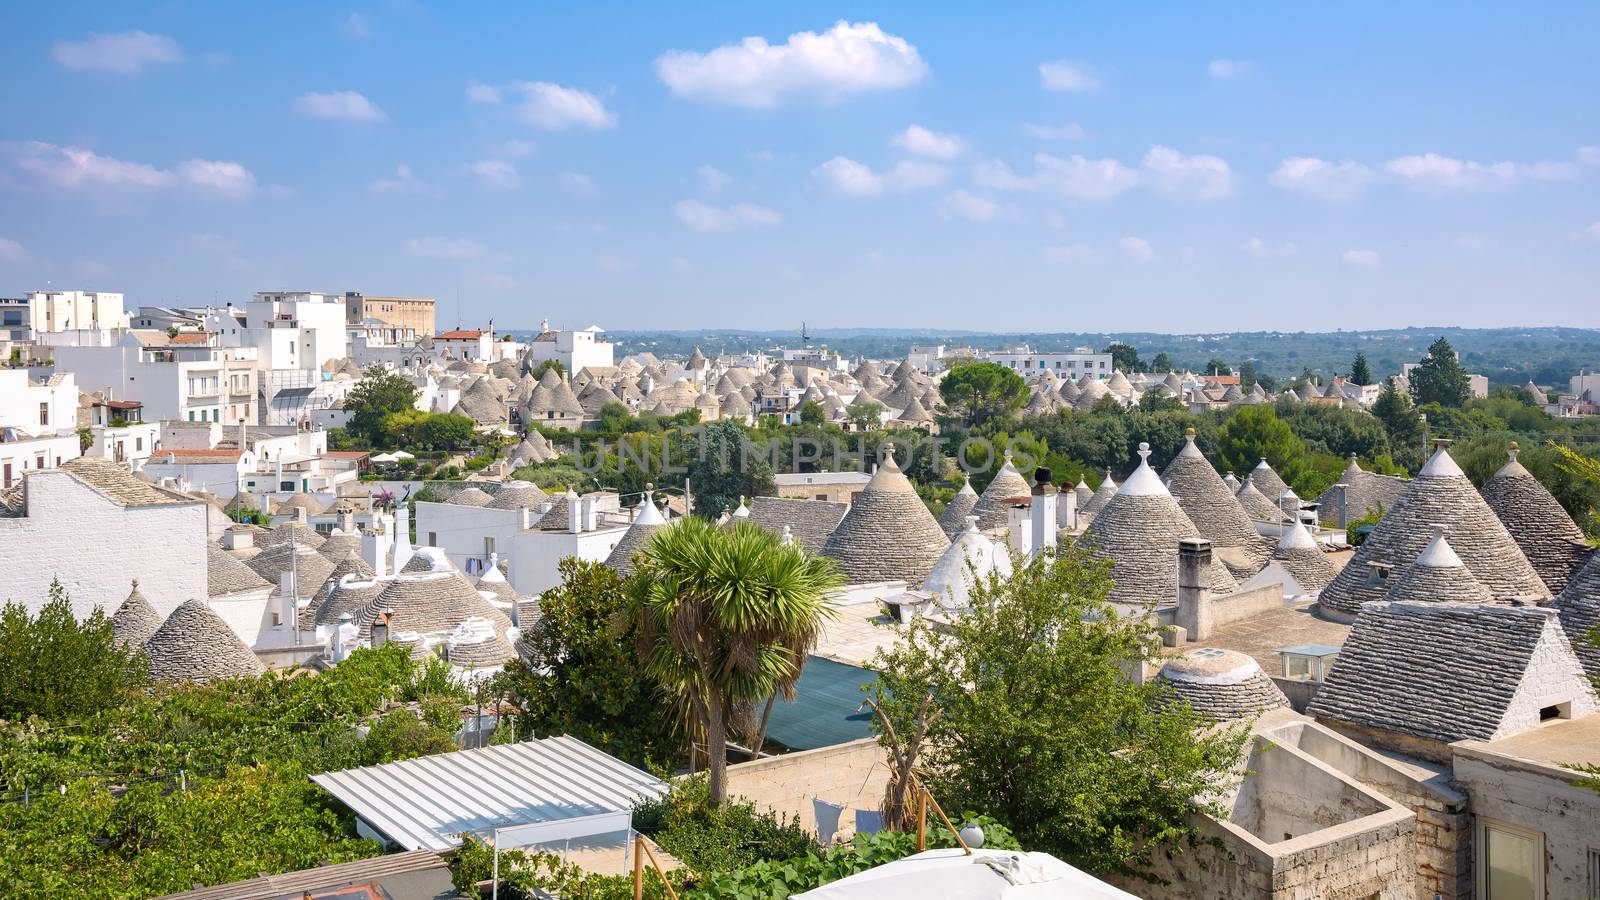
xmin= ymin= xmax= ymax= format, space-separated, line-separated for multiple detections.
xmin=524 ymin=320 xmax=614 ymax=376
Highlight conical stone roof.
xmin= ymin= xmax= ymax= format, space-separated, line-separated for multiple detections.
xmin=1156 ymin=649 xmax=1288 ymax=722
xmin=922 ymin=517 xmax=1013 ymax=611
xmin=1314 ymin=455 xmax=1408 ymax=524
xmin=1319 ymin=445 xmax=1549 ymax=620
xmin=1246 ymin=460 xmax=1290 ymax=506
xmin=971 ymin=452 xmax=1032 ymax=530
xmin=1080 ymin=470 xmax=1118 ymax=517
xmin=937 ymin=477 xmax=980 ymax=538
xmin=1235 ymin=480 xmax=1290 ymax=523
xmin=356 ymin=570 xmax=514 ymax=640
xmin=318 ymin=531 xmax=363 ymax=560
xmin=822 ymin=444 xmax=950 ymax=584
xmin=313 ymin=576 xmax=386 ymax=629
xmin=1481 ymin=444 xmax=1587 ymax=594
xmin=1270 ymin=521 xmax=1337 ymax=594
xmin=246 ymin=542 xmax=338 ymax=594
xmin=473 ymin=562 xmax=521 ymax=606
xmin=207 ymin=544 xmax=272 ymax=598
xmin=447 ymin=486 xmax=494 ymax=507
xmin=1163 ymin=429 xmax=1262 ymax=549
xmin=1555 ymin=550 xmax=1600 ymax=677
xmin=1383 ymin=530 xmax=1494 ymax=605
xmin=605 ymin=488 xmax=668 ymax=575
xmin=144 ymin=599 xmax=264 ymax=683
xmin=110 ymin=580 xmax=163 ymax=648
xmin=258 ymin=522 xmax=325 ymax=550
xmin=1080 ymin=443 xmax=1238 ymax=608
xmin=1073 ymin=478 xmax=1093 ymax=511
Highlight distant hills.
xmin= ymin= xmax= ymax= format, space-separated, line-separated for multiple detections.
xmin=501 ymin=326 xmax=1600 ymax=388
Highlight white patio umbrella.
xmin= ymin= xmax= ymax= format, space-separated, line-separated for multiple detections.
xmin=793 ymin=849 xmax=1139 ymax=900
xmin=391 ymin=450 xmax=415 ymax=460
xmin=370 ymin=452 xmax=399 ymax=463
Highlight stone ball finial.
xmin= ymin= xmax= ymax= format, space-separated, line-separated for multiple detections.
xmin=1137 ymin=442 xmax=1151 ymax=462
xmin=1184 ymin=426 xmax=1196 ymax=437
xmin=1507 ymin=441 xmax=1520 ymax=461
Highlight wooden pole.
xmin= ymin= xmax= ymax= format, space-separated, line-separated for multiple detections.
xmin=633 ymin=834 xmax=645 ymax=900
xmin=915 ymin=789 xmax=926 ymax=851
xmin=916 ymin=777 xmax=972 ymax=856
xmin=638 ymin=836 xmax=681 ymax=900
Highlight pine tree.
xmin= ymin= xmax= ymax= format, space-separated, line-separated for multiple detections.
xmin=1408 ymin=337 xmax=1471 ymax=407
xmin=1373 ymin=377 xmax=1426 ymax=470
xmin=1349 ymin=352 xmax=1372 ymax=386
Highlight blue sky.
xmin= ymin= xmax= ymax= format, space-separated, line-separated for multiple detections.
xmin=2 ymin=2 xmax=1598 ymax=332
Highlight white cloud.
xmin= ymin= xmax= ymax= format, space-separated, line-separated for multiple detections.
xmin=7 ymin=141 xmax=253 ymax=197
xmin=1241 ymin=237 xmax=1296 ymax=258
xmin=52 ymin=30 xmax=182 ymax=74
xmin=0 ymin=237 xmax=26 ymax=262
xmin=673 ymin=199 xmax=782 ymax=232
xmin=1023 ymin=122 xmax=1088 ymax=141
xmin=11 ymin=141 xmax=171 ymax=189
xmin=341 ymin=13 xmax=372 ymax=39
xmin=369 ymin=164 xmax=428 ymax=194
xmin=696 ymin=165 xmax=731 ymax=193
xmin=488 ymin=139 xmax=538 ymax=158
xmin=1038 ymin=59 xmax=1100 ymax=92
xmin=407 ymin=237 xmax=485 ymax=260
xmin=294 ymin=91 xmax=386 ymax=122
xmin=1119 ymin=236 xmax=1155 ymax=261
xmin=892 ymin=125 xmax=961 ymax=159
xmin=975 ymin=154 xmax=1138 ymax=200
xmin=1269 ymin=157 xmax=1374 ymax=200
xmin=670 ymin=256 xmax=696 ymax=273
xmin=1384 ymin=152 xmax=1577 ymax=191
xmin=1342 ymin=249 xmax=1381 ymax=269
xmin=1208 ymin=59 xmax=1251 ymax=78
xmin=594 ymin=254 xmax=634 ymax=272
xmin=1141 ymin=145 xmax=1232 ymax=199
xmin=656 ymin=20 xmax=927 ymax=108
xmin=1584 ymin=222 xmax=1600 ymax=241
xmin=1041 ymin=243 xmax=1097 ymax=263
xmin=559 ymin=172 xmax=597 ymax=194
xmin=1580 ymin=146 xmax=1600 ymax=167
xmin=468 ymin=81 xmax=616 ymax=130
xmin=466 ymin=160 xmax=520 ymax=189
xmin=940 ymin=190 xmax=998 ymax=222
xmin=812 ymin=157 xmax=948 ymax=196
xmin=176 ymin=159 xmax=255 ymax=197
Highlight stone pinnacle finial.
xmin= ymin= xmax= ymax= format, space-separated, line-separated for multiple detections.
xmin=1137 ymin=442 xmax=1151 ymax=463
xmin=1184 ymin=426 xmax=1196 ymax=438
xmin=1507 ymin=441 xmax=1520 ymax=462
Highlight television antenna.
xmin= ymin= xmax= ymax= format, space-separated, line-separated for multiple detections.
xmin=800 ymin=321 xmax=811 ymax=346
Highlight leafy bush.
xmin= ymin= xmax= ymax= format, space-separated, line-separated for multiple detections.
xmin=0 ymin=581 xmax=148 ymax=722
xmin=632 ymin=777 xmax=813 ymax=875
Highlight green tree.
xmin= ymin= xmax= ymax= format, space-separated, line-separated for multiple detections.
xmin=1409 ymin=337 xmax=1471 ymax=408
xmin=1216 ymin=405 xmax=1305 ymax=488
xmin=0 ymin=581 xmax=148 ymax=722
xmin=496 ymin=559 xmax=680 ymax=768
xmin=845 ymin=401 xmax=883 ymax=431
xmin=797 ymin=400 xmax=825 ymax=426
xmin=418 ymin=412 xmax=475 ymax=449
xmin=939 ymin=361 xmax=1028 ymax=427
xmin=1149 ymin=352 xmax=1173 ymax=373
xmin=1203 ymin=357 xmax=1232 ymax=376
xmin=1349 ymin=352 xmax=1373 ymax=386
xmin=624 ymin=519 xmax=843 ymax=806
xmin=687 ymin=422 xmax=776 ymax=519
xmin=529 ymin=359 xmax=566 ymax=379
xmin=1372 ymin=376 xmax=1426 ymax=470
xmin=345 ymin=369 xmax=421 ymax=445
xmin=597 ymin=402 xmax=634 ymax=433
xmin=869 ymin=543 xmax=1245 ymax=878
xmin=379 ymin=408 xmax=428 ymax=446
xmin=1102 ymin=342 xmax=1145 ymax=373
xmin=1238 ymin=360 xmax=1258 ymax=389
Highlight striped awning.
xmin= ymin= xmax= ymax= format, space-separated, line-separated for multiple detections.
xmin=310 ymin=735 xmax=667 ymax=851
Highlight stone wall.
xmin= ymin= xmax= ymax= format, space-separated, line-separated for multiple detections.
xmin=717 ymin=739 xmax=889 ymax=837
xmin=0 ymin=470 xmax=208 ymax=621
xmin=1208 ymin=582 xmax=1291 ymax=628
xmin=1454 ymin=743 xmax=1600 ymax=900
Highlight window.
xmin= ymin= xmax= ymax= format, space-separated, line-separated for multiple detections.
xmin=484 ymin=537 xmax=496 ymax=558
xmin=1477 ymin=818 xmax=1543 ymax=900
xmin=1587 ymin=847 xmax=1600 ymax=900
xmin=38 ymin=402 xmax=48 ymax=427
xmin=1539 ymin=702 xmax=1572 ymax=722
xmin=427 ymin=531 xmax=437 ymax=547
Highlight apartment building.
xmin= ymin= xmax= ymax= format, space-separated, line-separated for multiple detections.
xmin=344 ymin=292 xmax=435 ymax=338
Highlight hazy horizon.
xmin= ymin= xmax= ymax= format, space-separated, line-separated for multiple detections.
xmin=4 ymin=4 xmax=1599 ymax=332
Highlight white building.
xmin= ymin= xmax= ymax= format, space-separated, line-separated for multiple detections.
xmin=214 ymin=292 xmax=349 ymax=373
xmin=86 ymin=421 xmax=161 ymax=467
xmin=0 ymin=370 xmax=77 ymax=436
xmin=414 ymin=490 xmax=628 ymax=595
xmin=142 ymin=447 xmax=258 ymax=501
xmin=0 ymin=457 xmax=208 ymax=621
xmin=52 ymin=331 xmax=259 ymax=424
xmin=524 ymin=321 xmax=613 ymax=375
xmin=24 ymin=290 xmax=130 ymax=333
xmin=982 ymin=345 xmax=1112 ymax=380
xmin=432 ymin=328 xmax=496 ymax=362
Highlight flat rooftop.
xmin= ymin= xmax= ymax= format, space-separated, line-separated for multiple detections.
xmin=1465 ymin=714 xmax=1600 ymax=770
xmin=1179 ymin=601 xmax=1352 ymax=676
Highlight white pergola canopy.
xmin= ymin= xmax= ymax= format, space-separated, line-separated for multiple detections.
xmin=793 ymin=849 xmax=1139 ymax=900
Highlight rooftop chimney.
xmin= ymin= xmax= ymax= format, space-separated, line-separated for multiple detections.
xmin=1175 ymin=538 xmax=1213 ymax=642
xmin=1030 ymin=467 xmax=1057 ymax=556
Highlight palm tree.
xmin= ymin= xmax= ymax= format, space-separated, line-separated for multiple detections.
xmin=623 ymin=517 xmax=843 ymax=806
